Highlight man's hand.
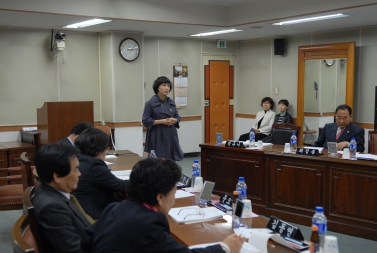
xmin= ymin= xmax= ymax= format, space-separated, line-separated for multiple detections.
xmin=337 ymin=141 xmax=349 ymax=150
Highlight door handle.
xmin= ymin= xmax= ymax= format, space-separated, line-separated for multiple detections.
xmin=204 ymin=100 xmax=209 ymax=106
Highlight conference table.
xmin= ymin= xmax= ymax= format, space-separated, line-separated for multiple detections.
xmin=199 ymin=142 xmax=377 ymax=241
xmin=105 ymin=150 xmax=142 ymax=171
xmin=169 ymin=196 xmax=296 ymax=252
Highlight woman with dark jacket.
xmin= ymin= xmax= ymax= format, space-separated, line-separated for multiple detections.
xmin=142 ymin=76 xmax=183 ymax=161
xmin=72 ymin=127 xmax=127 ymax=219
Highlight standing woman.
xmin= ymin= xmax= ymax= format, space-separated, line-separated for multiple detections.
xmin=142 ymin=76 xmax=183 ymax=161
xmin=238 ymin=97 xmax=276 ymax=141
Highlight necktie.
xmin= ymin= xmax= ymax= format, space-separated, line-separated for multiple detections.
xmin=336 ymin=128 xmax=344 ymax=140
xmin=70 ymin=194 xmax=95 ymax=224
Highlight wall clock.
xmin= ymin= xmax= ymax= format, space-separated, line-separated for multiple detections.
xmin=119 ymin=38 xmax=140 ymax=62
xmin=324 ymin=59 xmax=335 ymax=67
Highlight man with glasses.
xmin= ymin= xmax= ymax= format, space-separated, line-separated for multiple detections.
xmin=313 ymin=104 xmax=365 ymax=152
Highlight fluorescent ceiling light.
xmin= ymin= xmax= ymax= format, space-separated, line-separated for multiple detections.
xmin=190 ymin=29 xmax=242 ymax=37
xmin=63 ymin=19 xmax=112 ymax=28
xmin=272 ymin=13 xmax=349 ymax=26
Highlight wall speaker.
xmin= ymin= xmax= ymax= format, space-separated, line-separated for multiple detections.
xmin=274 ymin=38 xmax=285 ymax=55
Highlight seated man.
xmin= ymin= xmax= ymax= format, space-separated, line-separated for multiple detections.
xmin=313 ymin=104 xmax=365 ymax=152
xmin=33 ymin=143 xmax=94 ymax=253
xmin=59 ymin=122 xmax=93 ymax=146
xmin=82 ymin=158 xmax=246 ymax=253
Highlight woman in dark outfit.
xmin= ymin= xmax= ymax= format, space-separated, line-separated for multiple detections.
xmin=142 ymin=76 xmax=184 ymax=161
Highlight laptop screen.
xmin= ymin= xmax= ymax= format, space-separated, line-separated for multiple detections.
xmin=199 ymin=181 xmax=215 ymax=201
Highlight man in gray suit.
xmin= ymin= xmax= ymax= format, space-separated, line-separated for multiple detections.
xmin=33 ymin=143 xmax=93 ymax=253
xmin=313 ymin=104 xmax=365 ymax=152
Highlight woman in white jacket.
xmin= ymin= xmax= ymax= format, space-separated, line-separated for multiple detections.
xmin=238 ymin=97 xmax=275 ymax=141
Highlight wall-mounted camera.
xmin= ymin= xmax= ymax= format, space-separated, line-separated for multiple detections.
xmin=50 ymin=30 xmax=66 ymax=53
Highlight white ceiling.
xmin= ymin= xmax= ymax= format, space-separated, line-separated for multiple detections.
xmin=1 ymin=0 xmax=377 ymax=41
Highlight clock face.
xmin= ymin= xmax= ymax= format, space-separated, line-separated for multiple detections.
xmin=119 ymin=38 xmax=140 ymax=62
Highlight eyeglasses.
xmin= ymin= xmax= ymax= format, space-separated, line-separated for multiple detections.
xmin=335 ymin=116 xmax=350 ymax=121
xmin=177 ymin=207 xmax=205 ymax=220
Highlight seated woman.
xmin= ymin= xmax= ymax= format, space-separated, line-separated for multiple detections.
xmin=238 ymin=97 xmax=275 ymax=142
xmin=72 ymin=127 xmax=127 ymax=219
xmin=262 ymin=99 xmax=293 ymax=143
xmin=82 ymin=158 xmax=246 ymax=253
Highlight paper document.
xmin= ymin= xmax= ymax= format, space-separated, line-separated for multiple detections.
xmin=104 ymin=161 xmax=113 ymax=165
xmin=189 ymin=242 xmax=263 ymax=253
xmin=175 ymin=190 xmax=194 ymax=199
xmin=105 ymin=155 xmax=118 ymax=159
xmin=111 ymin=170 xmax=131 ymax=180
xmin=168 ymin=206 xmax=224 ymax=224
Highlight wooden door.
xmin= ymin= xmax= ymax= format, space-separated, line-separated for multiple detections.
xmin=204 ymin=60 xmax=234 ymax=142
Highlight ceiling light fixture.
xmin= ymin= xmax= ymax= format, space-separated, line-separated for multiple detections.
xmin=272 ymin=13 xmax=349 ymax=26
xmin=190 ymin=29 xmax=243 ymax=37
xmin=63 ymin=19 xmax=112 ymax=28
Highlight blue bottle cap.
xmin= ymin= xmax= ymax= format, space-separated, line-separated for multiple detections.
xmin=292 ymin=132 xmax=296 ymax=136
xmin=194 ymin=160 xmax=199 ymax=163
xmin=315 ymin=206 xmax=324 ymax=213
xmin=351 ymin=137 xmax=355 ymax=140
xmin=238 ymin=177 xmax=245 ymax=181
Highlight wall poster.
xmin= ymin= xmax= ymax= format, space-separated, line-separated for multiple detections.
xmin=173 ymin=65 xmax=188 ymax=108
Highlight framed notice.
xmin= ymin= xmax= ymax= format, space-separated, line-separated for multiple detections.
xmin=173 ymin=65 xmax=188 ymax=108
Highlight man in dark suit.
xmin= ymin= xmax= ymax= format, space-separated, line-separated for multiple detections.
xmin=33 ymin=143 xmax=93 ymax=253
xmin=313 ymin=104 xmax=365 ymax=152
xmin=59 ymin=122 xmax=93 ymax=146
xmin=82 ymin=158 xmax=246 ymax=253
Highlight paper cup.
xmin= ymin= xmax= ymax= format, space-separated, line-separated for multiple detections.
xmin=323 ymin=235 xmax=339 ymax=253
xmin=193 ymin=177 xmax=203 ymax=191
xmin=241 ymin=199 xmax=253 ymax=218
xmin=257 ymin=140 xmax=263 ymax=150
xmin=284 ymin=143 xmax=291 ymax=153
xmin=342 ymin=148 xmax=350 ymax=159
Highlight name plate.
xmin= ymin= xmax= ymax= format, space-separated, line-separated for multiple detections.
xmin=296 ymin=148 xmax=320 ymax=156
xmin=225 ymin=141 xmax=245 ymax=148
xmin=267 ymin=215 xmax=304 ymax=241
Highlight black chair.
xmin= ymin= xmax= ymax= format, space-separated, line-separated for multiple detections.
xmin=368 ymin=130 xmax=377 ymax=154
xmin=271 ymin=123 xmax=301 ymax=145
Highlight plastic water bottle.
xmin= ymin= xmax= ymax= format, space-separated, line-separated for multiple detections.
xmin=149 ymin=150 xmax=157 ymax=158
xmin=249 ymin=129 xmax=255 ymax=147
xmin=191 ymin=160 xmax=201 ymax=188
xmin=236 ymin=177 xmax=247 ymax=199
xmin=349 ymin=137 xmax=357 ymax=160
xmin=312 ymin=206 xmax=327 ymax=252
xmin=290 ymin=132 xmax=297 ymax=152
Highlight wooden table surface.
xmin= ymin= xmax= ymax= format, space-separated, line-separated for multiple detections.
xmin=106 ymin=150 xmax=142 ymax=171
xmin=169 ymin=196 xmax=296 ymax=253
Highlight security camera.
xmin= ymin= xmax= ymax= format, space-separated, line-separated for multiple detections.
xmin=55 ymin=32 xmax=66 ymax=41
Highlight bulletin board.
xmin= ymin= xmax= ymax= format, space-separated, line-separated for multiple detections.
xmin=173 ymin=65 xmax=188 ymax=108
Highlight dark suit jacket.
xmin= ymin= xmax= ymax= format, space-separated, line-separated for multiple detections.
xmin=58 ymin=137 xmax=74 ymax=146
xmin=33 ymin=184 xmax=91 ymax=253
xmin=313 ymin=122 xmax=365 ymax=152
xmin=82 ymin=200 xmax=224 ymax=253
xmin=71 ymin=154 xmax=127 ymax=219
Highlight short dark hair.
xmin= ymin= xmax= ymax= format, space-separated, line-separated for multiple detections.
xmin=74 ymin=127 xmax=109 ymax=157
xmin=278 ymin=99 xmax=289 ymax=107
xmin=261 ymin=97 xmax=275 ymax=109
xmin=127 ymin=158 xmax=182 ymax=205
xmin=335 ymin=104 xmax=352 ymax=115
xmin=152 ymin=76 xmax=172 ymax=94
xmin=35 ymin=143 xmax=80 ymax=184
xmin=70 ymin=122 xmax=93 ymax=135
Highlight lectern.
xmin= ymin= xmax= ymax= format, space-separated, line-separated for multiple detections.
xmin=37 ymin=102 xmax=94 ymax=148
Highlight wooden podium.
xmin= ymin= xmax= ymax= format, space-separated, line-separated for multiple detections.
xmin=37 ymin=102 xmax=94 ymax=148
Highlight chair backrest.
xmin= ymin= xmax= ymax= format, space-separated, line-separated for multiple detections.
xmin=271 ymin=123 xmax=301 ymax=145
xmin=22 ymin=186 xmax=43 ymax=253
xmin=95 ymin=126 xmax=116 ymax=150
xmin=12 ymin=214 xmax=40 ymax=253
xmin=368 ymin=130 xmax=377 ymax=154
xmin=20 ymin=153 xmax=34 ymax=191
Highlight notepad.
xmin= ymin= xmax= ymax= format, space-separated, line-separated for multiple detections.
xmin=168 ymin=206 xmax=224 ymax=224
